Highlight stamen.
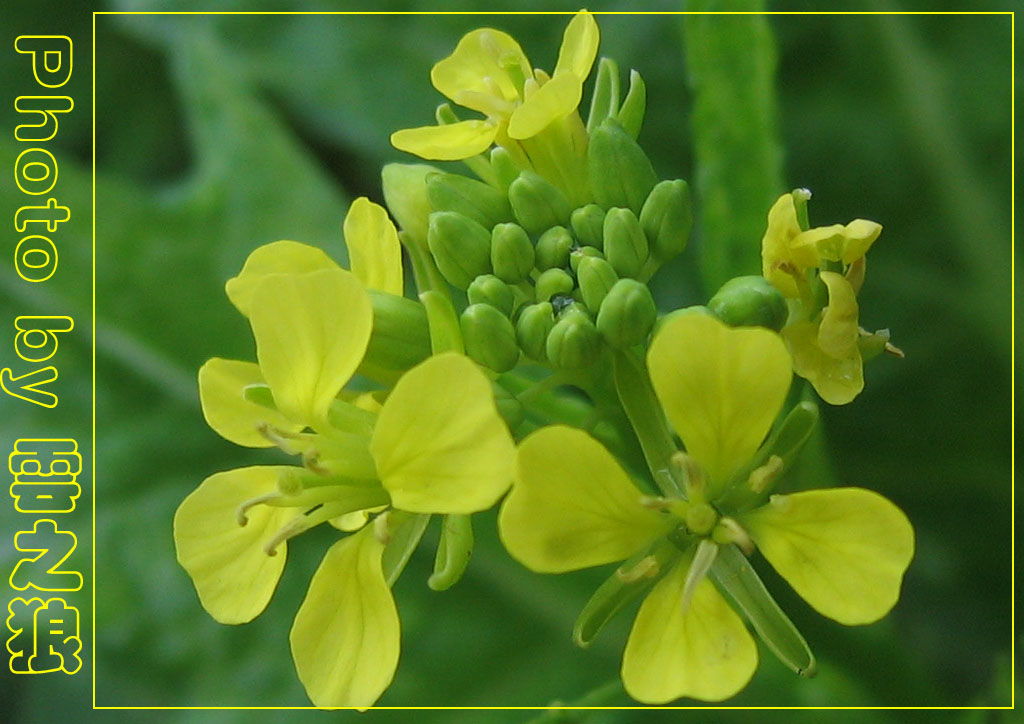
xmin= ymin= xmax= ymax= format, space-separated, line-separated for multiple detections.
xmin=263 ymin=500 xmax=354 ymax=556
xmin=256 ymin=422 xmax=305 ymax=455
xmin=712 ymin=517 xmax=755 ymax=555
xmin=671 ymin=452 xmax=706 ymax=500
xmin=681 ymin=540 xmax=719 ymax=614
xmin=615 ymin=555 xmax=660 ymax=583
xmin=748 ymin=455 xmax=784 ymax=494
xmin=235 ymin=493 xmax=280 ymax=526
xmin=373 ymin=510 xmax=393 ymax=545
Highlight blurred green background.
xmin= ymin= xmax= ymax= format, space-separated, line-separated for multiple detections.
xmin=0 ymin=0 xmax=1014 ymax=720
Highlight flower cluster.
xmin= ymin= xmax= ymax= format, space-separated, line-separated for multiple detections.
xmin=175 ymin=10 xmax=912 ymax=708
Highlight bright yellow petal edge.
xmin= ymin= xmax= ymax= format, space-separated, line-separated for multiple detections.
xmin=343 ymin=197 xmax=403 ymax=297
xmin=499 ymin=425 xmax=671 ymax=573
xmin=290 ymin=525 xmax=399 ymax=709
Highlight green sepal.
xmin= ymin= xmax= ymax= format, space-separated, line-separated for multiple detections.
xmin=382 ymin=513 xmax=431 ymax=587
xmin=419 ymin=289 xmax=464 ymax=355
xmin=428 ymin=514 xmax=474 ymax=591
xmin=571 ymin=204 xmax=607 ymax=250
xmin=381 ymin=163 xmax=441 ymax=250
xmin=490 ymin=147 xmax=521 ymax=191
xmin=640 ymin=179 xmax=692 ymax=263
xmin=596 ymin=278 xmax=657 ymax=349
xmin=588 ymin=117 xmax=658 ymax=214
xmin=573 ymin=541 xmax=680 ymax=649
xmin=517 ymin=302 xmax=556 ymax=362
xmin=490 ymin=222 xmax=535 ymax=284
xmin=427 ymin=211 xmax=493 ymax=289
xmin=616 ymin=69 xmax=647 ymax=139
xmin=570 ymin=246 xmax=605 ymax=275
xmin=461 ymin=303 xmax=520 ymax=373
xmin=535 ymin=268 xmax=575 ymax=303
xmin=535 ymin=226 xmax=574 ymax=270
xmin=708 ymin=275 xmax=789 ymax=332
xmin=426 ymin=172 xmax=512 ymax=230
xmin=577 ymin=256 xmax=619 ymax=314
xmin=587 ymin=57 xmax=621 ymax=133
xmin=604 ymin=207 xmax=649 ymax=278
xmin=358 ymin=290 xmax=432 ymax=384
xmin=467 ymin=274 xmax=515 ymax=317
xmin=710 ymin=544 xmax=817 ymax=678
xmin=508 ymin=170 xmax=573 ymax=235
xmin=547 ymin=308 xmax=601 ymax=370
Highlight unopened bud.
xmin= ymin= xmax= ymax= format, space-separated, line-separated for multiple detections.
xmin=426 ymin=172 xmax=512 ymax=230
xmin=535 ymin=268 xmax=575 ymax=303
xmin=640 ymin=179 xmax=692 ymax=262
xmin=460 ymin=303 xmax=519 ymax=373
xmin=490 ymin=147 xmax=521 ymax=191
xmin=708 ymin=275 xmax=789 ymax=331
xmin=359 ymin=290 xmax=432 ymax=383
xmin=577 ymin=256 xmax=619 ymax=314
xmin=546 ymin=308 xmax=601 ymax=369
xmin=604 ymin=207 xmax=649 ymax=278
xmin=508 ymin=170 xmax=572 ymax=234
xmin=516 ymin=302 xmax=556 ymax=361
xmin=588 ymin=117 xmax=658 ymax=214
xmin=569 ymin=246 xmax=605 ymax=274
xmin=535 ymin=226 xmax=574 ymax=270
xmin=467 ymin=274 xmax=515 ymax=317
xmin=616 ymin=69 xmax=647 ymax=139
xmin=570 ymin=204 xmax=607 ymax=250
xmin=427 ymin=211 xmax=492 ymax=289
xmin=597 ymin=278 xmax=656 ymax=349
xmin=490 ymin=222 xmax=535 ymax=284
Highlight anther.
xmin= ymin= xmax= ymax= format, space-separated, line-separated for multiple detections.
xmin=615 ymin=555 xmax=660 ymax=583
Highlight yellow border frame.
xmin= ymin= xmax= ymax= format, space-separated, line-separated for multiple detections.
xmin=88 ymin=7 xmax=1015 ymax=712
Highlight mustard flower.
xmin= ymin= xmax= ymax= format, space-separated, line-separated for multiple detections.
xmin=175 ymin=199 xmax=515 ymax=707
xmin=390 ymin=10 xmax=599 ymax=160
xmin=500 ymin=313 xmax=913 ymax=703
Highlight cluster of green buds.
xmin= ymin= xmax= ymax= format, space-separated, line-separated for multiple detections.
xmin=176 ymin=10 xmax=912 ymax=710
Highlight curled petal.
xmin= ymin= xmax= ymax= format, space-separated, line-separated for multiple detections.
xmin=554 ymin=10 xmax=600 ymax=80
xmin=499 ymin=425 xmax=671 ymax=573
xmin=198 ymin=358 xmax=302 ymax=447
xmin=622 ymin=555 xmax=758 ymax=703
xmin=507 ymin=72 xmax=582 ymax=140
xmin=739 ymin=488 xmax=915 ymax=625
xmin=225 ymin=240 xmax=338 ymax=318
xmin=391 ymin=121 xmax=497 ymax=161
xmin=173 ymin=466 xmax=294 ymax=624
xmin=761 ymin=194 xmax=814 ymax=298
xmin=371 ymin=353 xmax=515 ymax=514
xmin=431 ymin=28 xmax=531 ymax=109
xmin=783 ymin=320 xmax=864 ymax=406
xmin=648 ymin=313 xmax=791 ymax=491
xmin=841 ymin=219 xmax=883 ymax=264
xmin=817 ymin=272 xmax=860 ymax=359
xmin=290 ymin=525 xmax=399 ymax=709
xmin=249 ymin=268 xmax=372 ymax=426
xmin=343 ymin=197 xmax=403 ymax=296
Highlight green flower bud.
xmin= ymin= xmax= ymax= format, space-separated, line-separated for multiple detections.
xmin=467 ymin=274 xmax=515 ymax=317
xmin=652 ymin=305 xmax=712 ymax=337
xmin=588 ymin=117 xmax=658 ymax=214
xmin=490 ymin=147 xmax=521 ymax=191
xmin=426 ymin=172 xmax=512 ymax=231
xmin=516 ymin=302 xmax=556 ymax=361
xmin=547 ymin=308 xmax=602 ymax=370
xmin=577 ymin=256 xmax=619 ymax=314
xmin=427 ymin=211 xmax=493 ymax=290
xmin=460 ymin=303 xmax=519 ymax=373
xmin=604 ymin=207 xmax=649 ymax=278
xmin=535 ymin=268 xmax=575 ymax=303
xmin=616 ymin=69 xmax=647 ymax=139
xmin=535 ymin=226 xmax=574 ymax=270
xmin=569 ymin=246 xmax=605 ymax=274
xmin=596 ymin=278 xmax=657 ymax=349
xmin=570 ymin=204 xmax=607 ymax=250
xmin=358 ymin=290 xmax=431 ymax=383
xmin=508 ymin=170 xmax=572 ymax=235
xmin=490 ymin=222 xmax=535 ymax=284
xmin=381 ymin=163 xmax=441 ymax=249
xmin=640 ymin=179 xmax=692 ymax=262
xmin=708 ymin=275 xmax=789 ymax=331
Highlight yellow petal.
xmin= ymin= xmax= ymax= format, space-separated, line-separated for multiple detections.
xmin=783 ymin=320 xmax=864 ymax=406
xmin=554 ymin=10 xmax=600 ymax=79
xmin=622 ymin=554 xmax=758 ymax=703
xmin=290 ymin=526 xmax=399 ymax=709
xmin=390 ymin=121 xmax=497 ymax=161
xmin=371 ymin=353 xmax=514 ymax=514
xmin=343 ymin=197 xmax=403 ymax=296
xmin=431 ymin=28 xmax=531 ymax=109
xmin=647 ymin=314 xmax=791 ymax=490
xmin=739 ymin=488 xmax=915 ymax=625
xmin=841 ymin=219 xmax=883 ymax=263
xmin=507 ymin=72 xmax=582 ymax=140
xmin=817 ymin=271 xmax=860 ymax=359
xmin=198 ymin=358 xmax=303 ymax=447
xmin=499 ymin=425 xmax=671 ymax=573
xmin=225 ymin=240 xmax=339 ymax=318
xmin=791 ymin=224 xmax=846 ymax=263
xmin=173 ymin=466 xmax=294 ymax=624
xmin=249 ymin=268 xmax=372 ymax=425
xmin=761 ymin=194 xmax=812 ymax=299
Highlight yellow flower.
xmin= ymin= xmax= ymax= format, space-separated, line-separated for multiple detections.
xmin=390 ymin=10 xmax=599 ymax=160
xmin=176 ymin=225 xmax=514 ymax=707
xmin=760 ymin=192 xmax=883 ymax=405
xmin=500 ymin=313 xmax=913 ymax=703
